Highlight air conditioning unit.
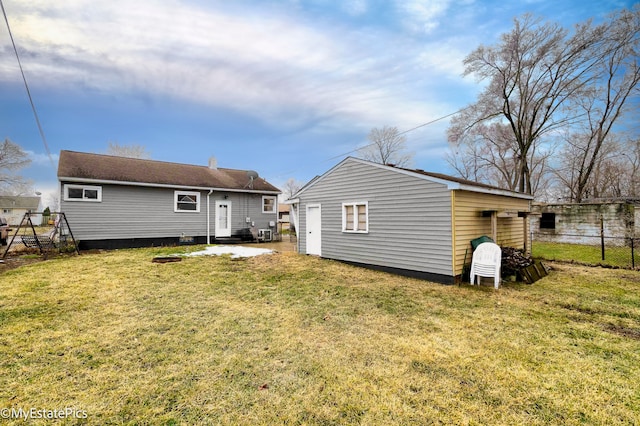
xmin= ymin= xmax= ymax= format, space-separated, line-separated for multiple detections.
xmin=258 ymin=228 xmax=272 ymax=242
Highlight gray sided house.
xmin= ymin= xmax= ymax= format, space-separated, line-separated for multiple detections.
xmin=288 ymin=157 xmax=532 ymax=284
xmin=58 ymin=150 xmax=281 ymax=249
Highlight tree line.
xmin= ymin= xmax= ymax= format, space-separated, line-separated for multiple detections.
xmin=447 ymin=6 xmax=639 ymax=202
xmin=357 ymin=7 xmax=638 ymax=202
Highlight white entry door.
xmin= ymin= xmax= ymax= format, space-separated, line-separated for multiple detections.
xmin=215 ymin=200 xmax=232 ymax=237
xmin=306 ymin=204 xmax=321 ymax=255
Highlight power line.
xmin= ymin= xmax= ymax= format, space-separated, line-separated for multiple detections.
xmin=324 ymin=106 xmax=470 ymax=163
xmin=273 ymin=106 xmax=469 ymax=180
xmin=1 ymin=0 xmax=55 ymax=168
xmin=397 ymin=107 xmax=469 ymax=136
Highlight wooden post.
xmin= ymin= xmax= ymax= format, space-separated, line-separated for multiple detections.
xmin=523 ymin=213 xmax=529 ymax=255
xmin=600 ymin=215 xmax=605 ymax=261
xmin=491 ymin=211 xmax=498 ymax=242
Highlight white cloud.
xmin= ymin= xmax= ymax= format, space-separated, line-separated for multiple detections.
xmin=33 ymin=181 xmax=60 ymax=210
xmin=26 ymin=150 xmax=59 ymax=167
xmin=0 ymin=0 xmax=466 ymax=137
xmin=416 ymin=41 xmax=467 ymax=77
xmin=396 ymin=0 xmax=451 ymax=34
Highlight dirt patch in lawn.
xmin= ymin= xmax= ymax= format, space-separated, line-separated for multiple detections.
xmin=0 ymin=250 xmax=94 ymax=274
xmin=0 ymin=256 xmax=45 ymax=273
xmin=605 ymin=324 xmax=640 ymax=340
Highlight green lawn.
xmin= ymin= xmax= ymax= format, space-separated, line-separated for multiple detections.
xmin=532 ymin=240 xmax=638 ymax=268
xmin=1 ymin=247 xmax=639 ymax=424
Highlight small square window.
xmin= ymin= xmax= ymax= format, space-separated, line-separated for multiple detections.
xmin=540 ymin=212 xmax=556 ymax=230
xmin=262 ymin=196 xmax=276 ymax=213
xmin=342 ymin=202 xmax=368 ymax=233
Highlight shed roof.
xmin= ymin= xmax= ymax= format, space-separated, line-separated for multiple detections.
xmin=293 ymin=157 xmax=533 ymax=200
xmin=0 ymin=196 xmax=40 ymax=209
xmin=58 ymin=150 xmax=280 ymax=193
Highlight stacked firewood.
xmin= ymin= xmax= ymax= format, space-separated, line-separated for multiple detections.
xmin=501 ymin=247 xmax=533 ymax=277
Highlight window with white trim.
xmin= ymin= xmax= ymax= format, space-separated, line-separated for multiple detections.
xmin=262 ymin=195 xmax=276 ymax=213
xmin=174 ymin=191 xmax=200 ymax=212
xmin=64 ymin=184 xmax=102 ymax=202
xmin=342 ymin=202 xmax=368 ymax=233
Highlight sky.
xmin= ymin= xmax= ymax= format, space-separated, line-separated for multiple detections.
xmin=0 ymin=0 xmax=635 ymax=206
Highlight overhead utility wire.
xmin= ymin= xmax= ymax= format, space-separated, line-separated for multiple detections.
xmin=1 ymin=0 xmax=55 ymax=168
xmin=324 ymin=105 xmax=471 ymax=163
xmin=273 ymin=106 xmax=470 ymax=180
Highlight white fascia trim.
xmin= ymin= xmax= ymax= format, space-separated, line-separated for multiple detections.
xmin=354 ymin=158 xmax=533 ymax=200
xmin=457 ymin=184 xmax=534 ymax=200
xmin=366 ymin=157 xmax=462 ymax=187
xmin=58 ymin=177 xmax=281 ymax=195
xmin=292 ymin=160 xmax=348 ymax=198
xmin=292 ymin=157 xmax=460 ymax=198
xmin=292 ymin=157 xmax=532 ymax=200
xmin=284 ymin=198 xmax=299 ymax=204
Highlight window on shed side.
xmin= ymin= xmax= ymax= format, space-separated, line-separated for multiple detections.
xmin=540 ymin=212 xmax=556 ymax=229
xmin=175 ymin=191 xmax=200 ymax=212
xmin=342 ymin=202 xmax=368 ymax=233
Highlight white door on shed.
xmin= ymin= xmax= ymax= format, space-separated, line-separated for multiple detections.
xmin=215 ymin=200 xmax=232 ymax=237
xmin=306 ymin=204 xmax=321 ymax=255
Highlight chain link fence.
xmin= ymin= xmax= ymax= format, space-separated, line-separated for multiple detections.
xmin=531 ymin=232 xmax=639 ymax=269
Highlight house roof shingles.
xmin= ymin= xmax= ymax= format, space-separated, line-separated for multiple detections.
xmin=395 ymin=166 xmax=511 ymax=192
xmin=57 ymin=150 xmax=280 ymax=193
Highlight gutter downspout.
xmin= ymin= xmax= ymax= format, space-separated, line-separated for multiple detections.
xmin=207 ymin=189 xmax=213 ymax=244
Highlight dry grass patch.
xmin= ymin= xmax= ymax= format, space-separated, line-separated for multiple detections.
xmin=0 ymin=248 xmax=639 ymax=424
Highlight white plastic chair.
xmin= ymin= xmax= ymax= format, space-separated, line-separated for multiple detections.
xmin=470 ymin=242 xmax=502 ymax=289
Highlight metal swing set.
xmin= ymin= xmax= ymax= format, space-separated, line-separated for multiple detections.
xmin=2 ymin=211 xmax=80 ymax=259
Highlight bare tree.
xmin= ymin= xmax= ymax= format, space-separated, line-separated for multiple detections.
xmin=555 ymin=135 xmax=640 ymax=200
xmin=627 ymin=138 xmax=640 ymax=198
xmin=448 ymin=10 xmax=638 ymax=195
xmin=47 ymin=192 xmax=61 ymax=212
xmin=446 ymin=139 xmax=490 ymax=183
xmin=282 ymin=178 xmax=303 ymax=200
xmin=358 ymin=126 xmax=413 ymax=167
xmin=106 ymin=142 xmax=151 ymax=159
xmin=446 ymin=121 xmax=555 ymax=197
xmin=0 ymin=138 xmax=32 ymax=194
xmin=565 ymin=7 xmax=640 ymax=202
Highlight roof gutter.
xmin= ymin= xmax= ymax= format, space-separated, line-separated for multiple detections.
xmin=456 ymin=184 xmax=534 ymax=200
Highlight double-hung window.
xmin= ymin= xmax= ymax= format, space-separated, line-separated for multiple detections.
xmin=342 ymin=202 xmax=368 ymax=233
xmin=174 ymin=191 xmax=200 ymax=212
xmin=64 ymin=184 xmax=102 ymax=202
xmin=262 ymin=196 xmax=276 ymax=213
